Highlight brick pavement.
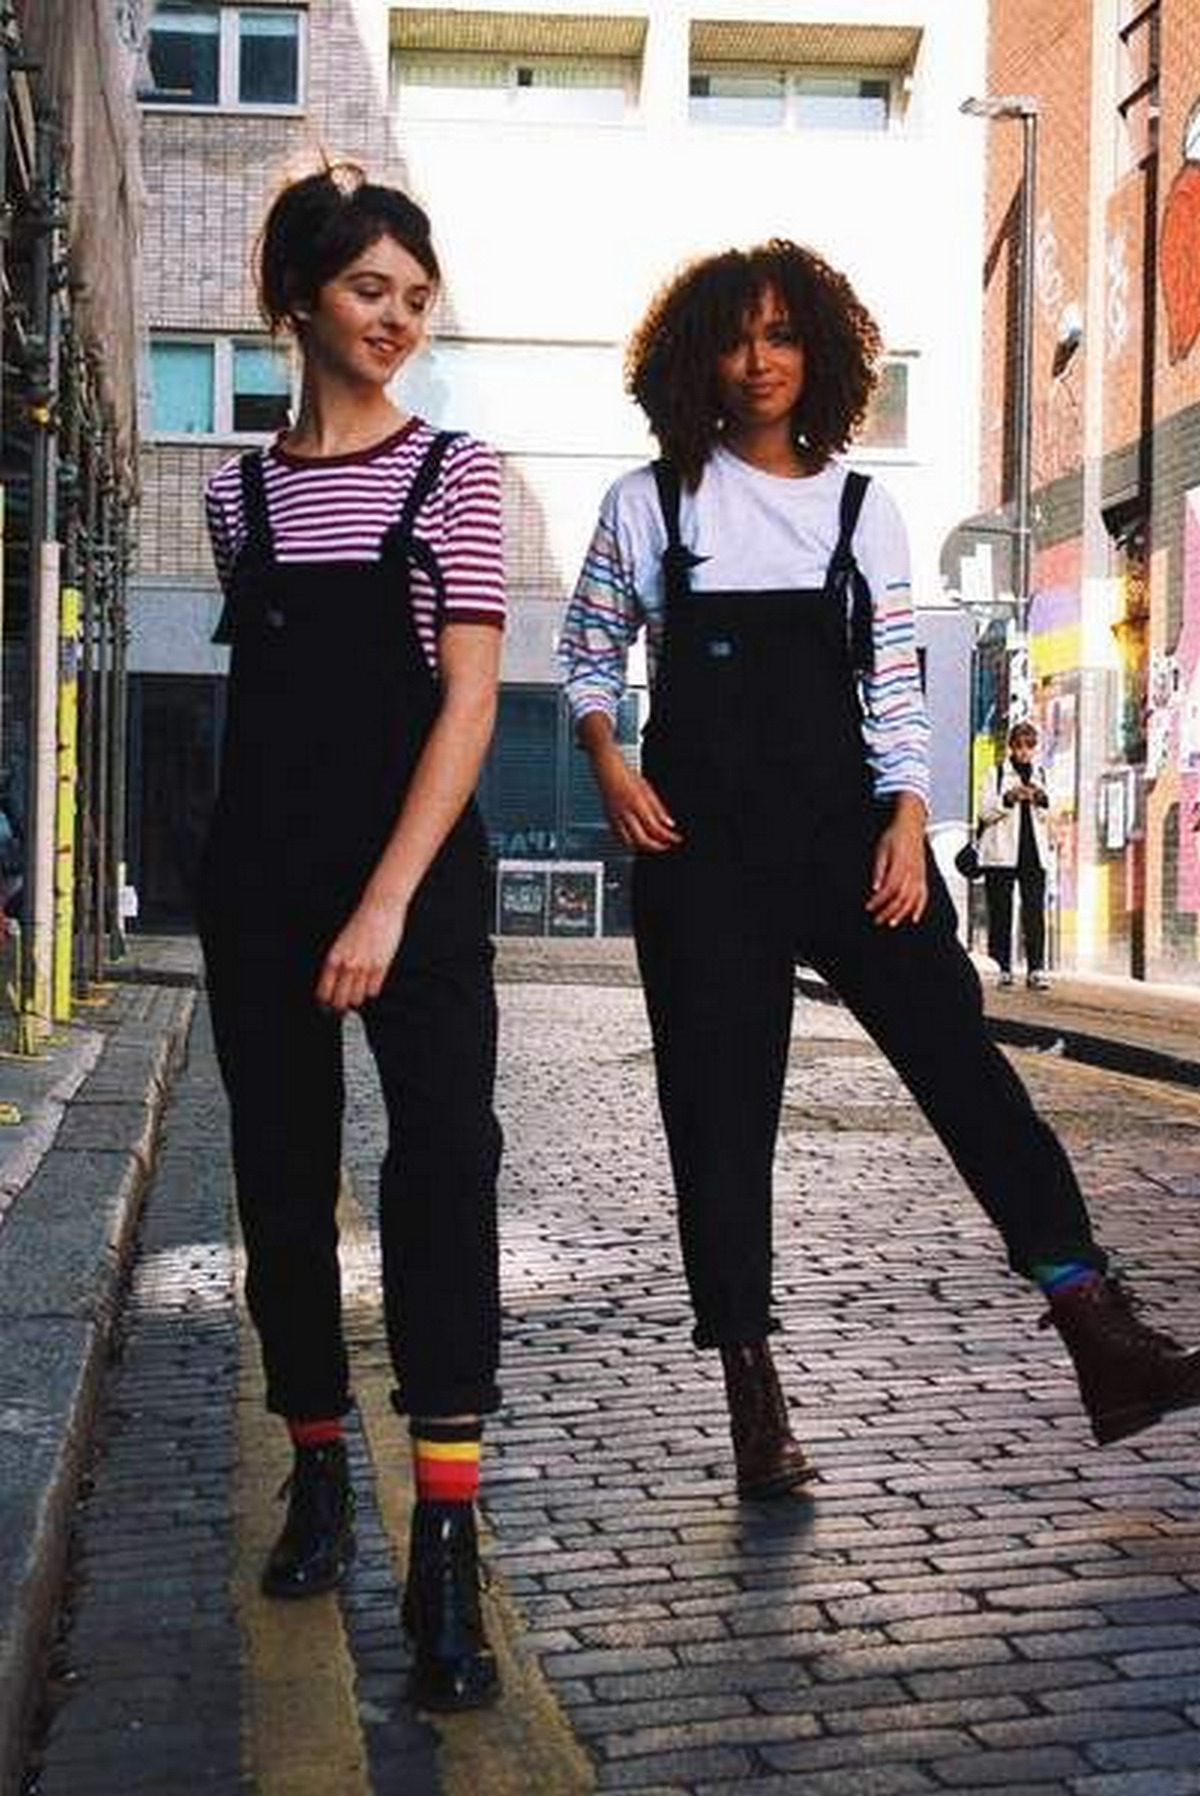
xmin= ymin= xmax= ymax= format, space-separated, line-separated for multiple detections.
xmin=19 ymin=976 xmax=1200 ymax=1793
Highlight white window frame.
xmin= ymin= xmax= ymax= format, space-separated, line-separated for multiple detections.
xmin=139 ymin=5 xmax=307 ymax=115
xmin=392 ymin=50 xmax=639 ymax=125
xmin=689 ymin=62 xmax=902 ymax=133
xmin=148 ymin=334 xmax=295 ymax=443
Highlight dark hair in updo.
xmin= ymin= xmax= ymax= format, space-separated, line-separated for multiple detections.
xmin=257 ymin=162 xmax=440 ymax=332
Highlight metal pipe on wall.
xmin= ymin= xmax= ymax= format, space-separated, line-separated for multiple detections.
xmin=21 ymin=97 xmax=64 ymax=1044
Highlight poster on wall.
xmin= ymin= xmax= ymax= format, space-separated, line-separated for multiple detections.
xmin=548 ymin=868 xmax=601 ymax=938
xmin=497 ymin=866 xmax=548 ymax=936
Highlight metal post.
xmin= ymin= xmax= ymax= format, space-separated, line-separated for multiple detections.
xmin=21 ymin=98 xmax=64 ymax=1046
xmin=1012 ymin=111 xmax=1038 ymax=633
xmin=75 ymin=405 xmax=100 ymax=991
xmin=108 ymin=501 xmax=129 ymax=962
xmin=91 ymin=457 xmax=111 ymax=987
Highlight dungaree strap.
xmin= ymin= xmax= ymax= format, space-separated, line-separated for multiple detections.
xmin=826 ymin=469 xmax=874 ymax=678
xmin=381 ymin=430 xmax=462 ymax=625
xmin=211 ymin=453 xmax=275 ymax=644
xmin=652 ymin=460 xmax=707 ymax=601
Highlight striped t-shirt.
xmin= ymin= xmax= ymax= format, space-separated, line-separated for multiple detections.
xmin=205 ymin=418 xmax=505 ymax=668
xmin=558 ymin=447 xmax=930 ymax=805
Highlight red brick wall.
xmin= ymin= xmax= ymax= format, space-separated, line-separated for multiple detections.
xmin=979 ymin=1 xmax=1092 ymax=514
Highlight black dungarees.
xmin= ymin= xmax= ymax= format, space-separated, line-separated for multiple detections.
xmin=632 ymin=462 xmax=1103 ymax=1349
xmin=199 ymin=433 xmax=502 ymax=1421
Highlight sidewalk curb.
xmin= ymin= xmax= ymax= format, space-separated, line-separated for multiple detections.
xmin=0 ymin=988 xmax=197 ymax=1796
xmin=795 ymin=970 xmax=1200 ymax=1090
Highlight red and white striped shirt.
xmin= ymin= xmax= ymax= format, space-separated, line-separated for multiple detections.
xmin=204 ymin=418 xmax=505 ymax=667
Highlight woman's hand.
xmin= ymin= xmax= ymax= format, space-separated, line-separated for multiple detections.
xmin=865 ymin=795 xmax=928 ymax=928
xmin=599 ymin=754 xmax=682 ymax=853
xmin=578 ymin=714 xmax=682 ymax=854
xmin=316 ymin=892 xmax=408 ymax=1013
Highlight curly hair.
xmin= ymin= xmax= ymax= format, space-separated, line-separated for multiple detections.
xmin=625 ymin=239 xmax=881 ymax=489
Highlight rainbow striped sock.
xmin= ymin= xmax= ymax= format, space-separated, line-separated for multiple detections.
xmin=1032 ymin=1260 xmax=1104 ymax=1299
xmin=411 ymin=1419 xmax=482 ymax=1505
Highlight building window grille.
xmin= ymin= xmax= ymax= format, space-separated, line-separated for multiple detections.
xmin=149 ymin=337 xmax=292 ymax=438
xmin=393 ymin=52 xmax=636 ymax=123
xmin=139 ymin=5 xmax=304 ymax=109
xmin=690 ymin=65 xmax=895 ymax=131
xmin=1116 ymin=1 xmax=1160 ymax=172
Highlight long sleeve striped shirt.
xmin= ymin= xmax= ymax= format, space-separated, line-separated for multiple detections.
xmin=558 ymin=448 xmax=930 ymax=805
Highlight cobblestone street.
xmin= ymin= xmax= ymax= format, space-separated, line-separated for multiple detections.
xmin=22 ymin=975 xmax=1200 ymax=1794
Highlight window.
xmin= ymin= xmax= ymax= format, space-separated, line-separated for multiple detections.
xmin=139 ymin=6 xmax=219 ymax=106
xmin=138 ymin=5 xmax=304 ymax=109
xmin=151 ymin=342 xmax=215 ymax=434
xmin=149 ymin=338 xmax=292 ymax=438
xmin=394 ymin=52 xmax=635 ymax=123
xmin=857 ymin=359 xmax=912 ymax=452
xmin=690 ymin=64 xmax=894 ymax=131
xmin=232 ymin=344 xmax=292 ymax=433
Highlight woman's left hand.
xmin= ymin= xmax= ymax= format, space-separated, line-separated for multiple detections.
xmin=316 ymin=893 xmax=408 ymax=1013
xmin=865 ymin=798 xmax=928 ymax=928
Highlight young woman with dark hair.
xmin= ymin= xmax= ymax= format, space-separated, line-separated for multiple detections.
xmin=561 ymin=239 xmax=1200 ymax=1495
xmin=201 ymin=164 xmax=502 ymax=1709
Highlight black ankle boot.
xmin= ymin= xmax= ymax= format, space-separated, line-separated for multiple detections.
xmin=1042 ymin=1277 xmax=1200 ymax=1445
xmin=261 ymin=1440 xmax=355 ymax=1599
xmin=402 ymin=1501 xmax=499 ymax=1711
xmin=720 ymin=1341 xmax=816 ymax=1499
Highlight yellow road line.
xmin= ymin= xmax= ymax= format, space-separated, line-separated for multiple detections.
xmin=341 ymin=1175 xmax=596 ymax=1796
xmin=232 ymin=1232 xmax=373 ymax=1796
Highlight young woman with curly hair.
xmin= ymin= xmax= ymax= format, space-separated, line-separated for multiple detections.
xmin=561 ymin=240 xmax=1200 ymax=1497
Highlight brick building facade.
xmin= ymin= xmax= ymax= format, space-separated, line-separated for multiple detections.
xmin=132 ymin=0 xmax=985 ymax=930
xmin=947 ymin=0 xmax=1200 ymax=981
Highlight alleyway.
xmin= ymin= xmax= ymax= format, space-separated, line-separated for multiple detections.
xmin=20 ymin=973 xmax=1200 ymax=1794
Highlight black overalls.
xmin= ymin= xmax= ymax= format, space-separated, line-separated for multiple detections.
xmin=632 ymin=463 xmax=1103 ymax=1350
xmin=199 ymin=434 xmax=502 ymax=1422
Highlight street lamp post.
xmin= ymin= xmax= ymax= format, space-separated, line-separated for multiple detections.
xmin=960 ymin=93 xmax=1040 ymax=637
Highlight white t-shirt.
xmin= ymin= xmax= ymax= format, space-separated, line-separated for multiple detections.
xmin=559 ymin=447 xmax=929 ymax=803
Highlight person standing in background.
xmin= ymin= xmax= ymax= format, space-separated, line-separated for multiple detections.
xmin=979 ymin=721 xmax=1053 ymax=991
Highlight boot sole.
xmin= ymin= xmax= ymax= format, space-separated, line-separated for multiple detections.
xmin=737 ymin=1463 xmax=818 ymax=1500
xmin=1092 ymin=1389 xmax=1200 ymax=1446
xmin=408 ymin=1672 xmax=501 ymax=1713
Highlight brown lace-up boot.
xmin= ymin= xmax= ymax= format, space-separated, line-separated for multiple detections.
xmin=720 ymin=1341 xmax=815 ymax=1498
xmin=1042 ymin=1277 xmax=1200 ymax=1445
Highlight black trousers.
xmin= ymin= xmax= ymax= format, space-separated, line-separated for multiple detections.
xmin=202 ymin=923 xmax=502 ymax=1420
xmin=633 ymin=813 xmax=1103 ymax=1348
xmin=985 ymin=861 xmax=1047 ymax=973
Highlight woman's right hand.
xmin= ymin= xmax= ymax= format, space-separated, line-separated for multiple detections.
xmin=594 ymin=748 xmax=683 ymax=853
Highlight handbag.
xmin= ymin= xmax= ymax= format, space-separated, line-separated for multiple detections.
xmin=954 ymin=839 xmax=983 ymax=881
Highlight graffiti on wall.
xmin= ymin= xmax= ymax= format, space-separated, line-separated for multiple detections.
xmin=1106 ymin=226 xmax=1132 ymax=362
xmin=1161 ymin=162 xmax=1200 ymax=364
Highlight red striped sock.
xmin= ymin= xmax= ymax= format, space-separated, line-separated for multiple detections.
xmin=411 ymin=1421 xmax=482 ymax=1505
xmin=288 ymin=1417 xmax=344 ymax=1449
